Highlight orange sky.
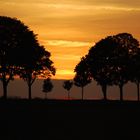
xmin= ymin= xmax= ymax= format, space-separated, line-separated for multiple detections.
xmin=0 ymin=0 xmax=140 ymax=79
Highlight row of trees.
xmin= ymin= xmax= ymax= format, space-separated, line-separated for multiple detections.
xmin=38 ymin=33 xmax=140 ymax=101
xmin=0 ymin=15 xmax=91 ymax=100
xmin=74 ymin=33 xmax=140 ymax=101
xmin=43 ymin=79 xmax=89 ymax=100
xmin=0 ymin=16 xmax=55 ymax=99
xmin=1 ymin=16 xmax=140 ymax=101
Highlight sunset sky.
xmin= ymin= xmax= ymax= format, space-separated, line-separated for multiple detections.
xmin=0 ymin=0 xmax=140 ymax=79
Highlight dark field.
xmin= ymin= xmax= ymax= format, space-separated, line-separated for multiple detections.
xmin=0 ymin=99 xmax=140 ymax=140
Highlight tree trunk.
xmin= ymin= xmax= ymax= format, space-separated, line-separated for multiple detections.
xmin=28 ymin=84 xmax=32 ymax=100
xmin=101 ymin=85 xmax=107 ymax=100
xmin=137 ymin=82 xmax=139 ymax=101
xmin=81 ymin=87 xmax=84 ymax=100
xmin=119 ymin=84 xmax=123 ymax=101
xmin=45 ymin=93 xmax=48 ymax=100
xmin=68 ymin=91 xmax=70 ymax=100
xmin=27 ymin=73 xmax=35 ymax=100
xmin=3 ymin=80 xmax=7 ymax=99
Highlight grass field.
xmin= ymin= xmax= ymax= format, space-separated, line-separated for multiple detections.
xmin=0 ymin=99 xmax=140 ymax=140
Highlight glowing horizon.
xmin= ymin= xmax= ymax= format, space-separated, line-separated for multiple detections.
xmin=0 ymin=0 xmax=140 ymax=79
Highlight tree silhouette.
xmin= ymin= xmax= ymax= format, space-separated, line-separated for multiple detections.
xmin=63 ymin=80 xmax=73 ymax=99
xmin=0 ymin=16 xmax=55 ymax=99
xmin=42 ymin=78 xmax=53 ymax=99
xmin=74 ymin=57 xmax=92 ymax=100
xmin=87 ymin=33 xmax=139 ymax=101
xmin=0 ymin=16 xmax=30 ymax=99
xmin=19 ymin=45 xmax=55 ymax=100
xmin=87 ymin=36 xmax=116 ymax=100
xmin=129 ymin=48 xmax=140 ymax=101
xmin=110 ymin=33 xmax=139 ymax=101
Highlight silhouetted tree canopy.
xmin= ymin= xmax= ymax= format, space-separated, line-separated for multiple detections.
xmin=87 ymin=36 xmax=116 ymax=100
xmin=86 ymin=33 xmax=139 ymax=100
xmin=74 ymin=57 xmax=92 ymax=100
xmin=0 ymin=16 xmax=55 ymax=99
xmin=63 ymin=80 xmax=73 ymax=99
xmin=109 ymin=33 xmax=139 ymax=100
xmin=0 ymin=16 xmax=29 ymax=98
xmin=19 ymin=44 xmax=55 ymax=100
xmin=42 ymin=78 xmax=53 ymax=99
xmin=129 ymin=48 xmax=140 ymax=101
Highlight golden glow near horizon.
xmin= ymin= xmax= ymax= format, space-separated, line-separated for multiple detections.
xmin=0 ymin=0 xmax=140 ymax=79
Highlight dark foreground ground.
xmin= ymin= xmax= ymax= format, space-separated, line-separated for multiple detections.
xmin=0 ymin=99 xmax=140 ymax=140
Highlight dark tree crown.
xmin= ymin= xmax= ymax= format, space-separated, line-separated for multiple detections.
xmin=63 ymin=80 xmax=73 ymax=91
